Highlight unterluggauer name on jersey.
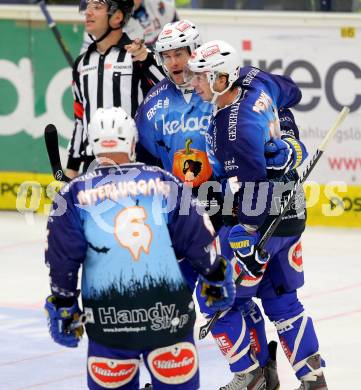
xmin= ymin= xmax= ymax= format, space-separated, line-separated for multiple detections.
xmin=77 ymin=178 xmax=172 ymax=205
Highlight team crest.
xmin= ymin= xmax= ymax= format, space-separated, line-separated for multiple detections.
xmin=288 ymin=240 xmax=303 ymax=272
xmin=147 ymin=342 xmax=198 ymax=384
xmin=88 ymin=357 xmax=139 ymax=388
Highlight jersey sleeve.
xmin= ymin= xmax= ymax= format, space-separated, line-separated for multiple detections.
xmin=45 ymin=185 xmax=87 ymax=298
xmin=135 ymin=88 xmax=161 ymax=159
xmin=271 ymin=73 xmax=302 ymax=109
xmin=67 ymin=57 xmax=85 ymax=171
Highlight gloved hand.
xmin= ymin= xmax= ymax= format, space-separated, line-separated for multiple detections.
xmin=196 ymin=256 xmax=236 ymax=315
xmin=228 ymin=224 xmax=270 ymax=278
xmin=44 ymin=295 xmax=84 ymax=348
xmin=265 ymin=137 xmax=306 ymax=174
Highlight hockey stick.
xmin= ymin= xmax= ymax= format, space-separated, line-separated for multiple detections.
xmin=36 ymin=0 xmax=74 ymax=67
xmin=198 ymin=106 xmax=350 ymax=340
xmin=44 ymin=124 xmax=71 ymax=183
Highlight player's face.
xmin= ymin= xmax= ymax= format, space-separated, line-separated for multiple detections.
xmin=161 ymin=48 xmax=191 ymax=85
xmin=84 ymin=0 xmax=109 ymax=38
xmin=189 ymin=72 xmax=213 ymax=101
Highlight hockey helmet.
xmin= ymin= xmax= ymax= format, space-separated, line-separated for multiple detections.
xmin=89 ymin=107 xmax=138 ymax=161
xmin=185 ymin=40 xmax=240 ymax=100
xmin=155 ymin=20 xmax=201 ymax=77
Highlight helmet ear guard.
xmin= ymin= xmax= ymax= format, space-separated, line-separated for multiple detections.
xmin=89 ymin=107 xmax=138 ymax=161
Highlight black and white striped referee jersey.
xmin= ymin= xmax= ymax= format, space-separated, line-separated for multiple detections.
xmin=67 ymin=33 xmax=164 ymax=171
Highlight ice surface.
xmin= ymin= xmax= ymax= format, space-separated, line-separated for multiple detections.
xmin=0 ymin=211 xmax=360 ymax=389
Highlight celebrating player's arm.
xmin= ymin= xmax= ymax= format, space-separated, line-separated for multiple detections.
xmin=265 ymin=108 xmax=308 ymax=176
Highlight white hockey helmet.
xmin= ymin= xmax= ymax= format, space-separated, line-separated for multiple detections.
xmin=89 ymin=107 xmax=138 ymax=161
xmin=155 ymin=19 xmax=201 ymax=77
xmin=186 ymin=40 xmax=240 ymax=101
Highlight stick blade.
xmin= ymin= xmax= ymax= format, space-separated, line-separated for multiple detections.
xmin=199 ymin=325 xmax=209 ymax=340
xmin=44 ymin=124 xmax=70 ymax=182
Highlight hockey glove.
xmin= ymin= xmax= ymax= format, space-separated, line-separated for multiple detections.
xmin=196 ymin=256 xmax=236 ymax=314
xmin=265 ymin=137 xmax=306 ymax=174
xmin=44 ymin=295 xmax=84 ymax=348
xmin=228 ymin=224 xmax=270 ymax=278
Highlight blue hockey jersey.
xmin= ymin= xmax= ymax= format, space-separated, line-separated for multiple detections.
xmin=45 ymin=163 xmax=218 ymax=350
xmin=136 ymin=78 xmax=214 ymax=188
xmin=206 ymin=66 xmax=304 ymax=231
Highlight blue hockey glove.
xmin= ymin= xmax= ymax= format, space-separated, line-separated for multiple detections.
xmin=265 ymin=137 xmax=306 ymax=173
xmin=44 ymin=295 xmax=84 ymax=348
xmin=196 ymin=256 xmax=236 ymax=314
xmin=228 ymin=224 xmax=270 ymax=278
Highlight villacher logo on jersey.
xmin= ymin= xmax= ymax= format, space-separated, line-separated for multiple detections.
xmin=88 ymin=357 xmax=139 ymax=387
xmin=148 ymin=343 xmax=198 ymax=384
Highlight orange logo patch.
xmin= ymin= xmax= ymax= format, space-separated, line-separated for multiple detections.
xmin=147 ymin=342 xmax=197 ymax=384
xmin=88 ymin=357 xmax=138 ymax=388
xmin=288 ymin=240 xmax=303 ymax=272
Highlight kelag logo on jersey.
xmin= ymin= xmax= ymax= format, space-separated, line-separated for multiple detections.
xmin=161 ymin=114 xmax=211 ymax=135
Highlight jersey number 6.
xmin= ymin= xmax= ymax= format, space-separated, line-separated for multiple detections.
xmin=114 ymin=206 xmax=153 ymax=261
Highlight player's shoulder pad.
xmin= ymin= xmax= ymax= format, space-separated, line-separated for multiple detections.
xmin=59 ymin=170 xmax=104 ymax=196
xmin=237 ymin=66 xmax=262 ymax=88
xmin=142 ymin=78 xmax=172 ymax=106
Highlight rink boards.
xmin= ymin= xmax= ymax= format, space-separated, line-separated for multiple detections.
xmin=0 ymin=6 xmax=360 ymax=227
xmin=0 ymin=171 xmax=360 ymax=227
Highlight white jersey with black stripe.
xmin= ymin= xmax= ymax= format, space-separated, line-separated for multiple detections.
xmin=67 ymin=33 xmax=164 ymax=168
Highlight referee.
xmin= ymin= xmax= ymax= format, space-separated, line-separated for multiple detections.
xmin=67 ymin=0 xmax=164 ymax=178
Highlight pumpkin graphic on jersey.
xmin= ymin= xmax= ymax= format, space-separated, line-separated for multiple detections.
xmin=172 ymin=139 xmax=212 ymax=187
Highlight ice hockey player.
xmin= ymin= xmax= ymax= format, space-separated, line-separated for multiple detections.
xmin=136 ymin=20 xmax=282 ymax=390
xmin=44 ymin=106 xmax=236 ymax=389
xmin=186 ymin=40 xmax=328 ymax=390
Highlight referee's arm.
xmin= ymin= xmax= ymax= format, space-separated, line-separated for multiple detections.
xmin=66 ymin=57 xmax=85 ymax=175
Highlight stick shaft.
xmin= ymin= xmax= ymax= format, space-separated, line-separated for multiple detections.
xmin=44 ymin=124 xmax=71 ymax=183
xmin=38 ymin=0 xmax=74 ymax=67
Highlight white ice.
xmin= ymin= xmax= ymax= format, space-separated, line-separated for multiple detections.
xmin=0 ymin=211 xmax=360 ymax=389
